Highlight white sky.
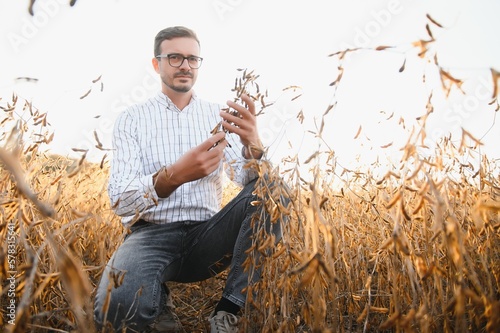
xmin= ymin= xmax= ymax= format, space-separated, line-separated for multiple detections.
xmin=1 ymin=0 xmax=499 ymax=175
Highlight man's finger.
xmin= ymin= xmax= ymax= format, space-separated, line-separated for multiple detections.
xmin=240 ymin=94 xmax=256 ymax=116
xmin=227 ymin=94 xmax=256 ymax=118
xmin=204 ymin=132 xmax=226 ymax=151
xmin=220 ymin=111 xmax=242 ymax=127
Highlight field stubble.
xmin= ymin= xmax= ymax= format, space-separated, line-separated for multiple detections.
xmin=1 ymin=31 xmax=500 ymax=332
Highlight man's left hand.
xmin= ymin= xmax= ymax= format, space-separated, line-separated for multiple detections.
xmin=221 ymin=94 xmax=263 ymax=158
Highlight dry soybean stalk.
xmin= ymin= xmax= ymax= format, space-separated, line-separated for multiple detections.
xmin=210 ymin=68 xmax=270 ymax=147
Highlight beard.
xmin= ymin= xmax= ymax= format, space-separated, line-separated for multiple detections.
xmin=163 ymin=71 xmax=194 ymax=93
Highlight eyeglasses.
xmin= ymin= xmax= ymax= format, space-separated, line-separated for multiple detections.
xmin=156 ymin=53 xmax=203 ymax=69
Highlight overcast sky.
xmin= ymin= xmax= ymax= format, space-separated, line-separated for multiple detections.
xmin=1 ymin=0 xmax=499 ymax=173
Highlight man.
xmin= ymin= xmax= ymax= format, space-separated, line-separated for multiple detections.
xmin=93 ymin=26 xmax=283 ymax=332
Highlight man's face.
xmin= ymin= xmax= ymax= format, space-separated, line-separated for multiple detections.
xmin=154 ymin=37 xmax=200 ymax=94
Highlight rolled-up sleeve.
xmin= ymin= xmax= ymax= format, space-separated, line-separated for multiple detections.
xmin=223 ymin=131 xmax=261 ymax=187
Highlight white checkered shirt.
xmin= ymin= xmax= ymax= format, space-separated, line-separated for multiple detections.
xmin=108 ymin=91 xmax=259 ymax=225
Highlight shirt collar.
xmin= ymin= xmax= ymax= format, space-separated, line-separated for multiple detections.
xmin=156 ymin=91 xmax=198 ymax=111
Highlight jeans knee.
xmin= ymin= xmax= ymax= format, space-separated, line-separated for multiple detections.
xmin=94 ymin=278 xmax=157 ymax=332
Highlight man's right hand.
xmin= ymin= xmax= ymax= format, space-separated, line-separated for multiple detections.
xmin=153 ymin=132 xmax=227 ymax=198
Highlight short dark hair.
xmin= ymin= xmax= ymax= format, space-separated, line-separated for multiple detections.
xmin=154 ymin=26 xmax=200 ymax=57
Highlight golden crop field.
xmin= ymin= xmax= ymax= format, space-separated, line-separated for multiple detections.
xmin=1 ymin=89 xmax=499 ymax=333
xmin=1 ymin=28 xmax=500 ymax=333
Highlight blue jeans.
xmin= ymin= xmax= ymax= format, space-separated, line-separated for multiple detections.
xmin=94 ymin=178 xmax=283 ymax=331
